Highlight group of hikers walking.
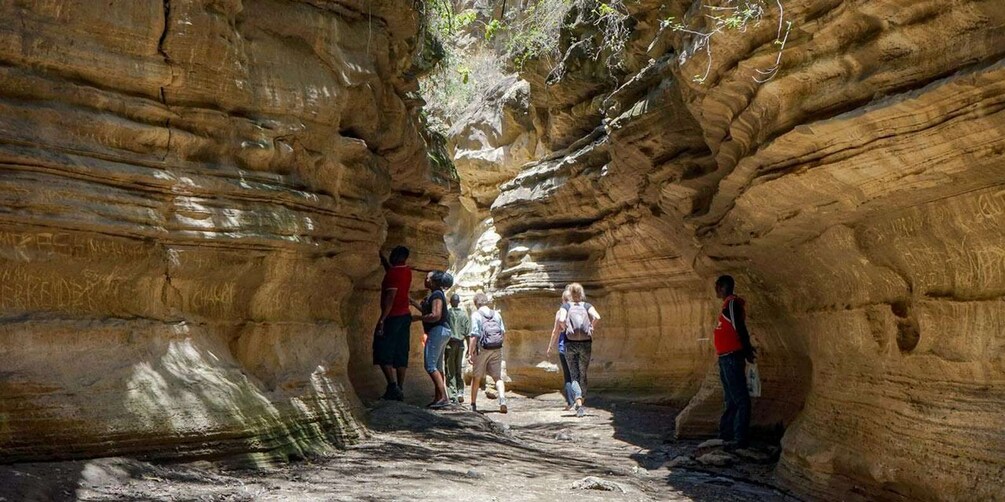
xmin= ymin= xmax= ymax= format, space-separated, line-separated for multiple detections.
xmin=371 ymin=246 xmax=601 ymax=415
xmin=372 ymin=246 xmax=755 ymax=448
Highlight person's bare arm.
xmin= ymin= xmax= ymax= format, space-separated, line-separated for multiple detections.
xmin=375 ymin=287 xmax=396 ymax=336
xmin=546 ymin=315 xmax=561 ymax=357
xmin=589 ymin=306 xmax=601 ymax=332
xmin=379 ymin=288 xmax=396 ymax=322
xmin=468 ymin=314 xmax=479 ymax=364
xmin=419 ymin=297 xmax=444 ymax=323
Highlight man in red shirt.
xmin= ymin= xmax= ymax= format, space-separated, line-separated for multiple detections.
xmin=713 ymin=275 xmax=756 ymax=449
xmin=374 ymin=246 xmax=412 ymax=400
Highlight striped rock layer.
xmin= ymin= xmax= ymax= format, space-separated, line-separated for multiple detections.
xmin=0 ymin=0 xmax=451 ymax=464
xmin=477 ymin=1 xmax=1005 ymax=500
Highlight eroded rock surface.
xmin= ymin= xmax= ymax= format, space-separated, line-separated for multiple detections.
xmin=444 ymin=75 xmax=544 ymax=305
xmin=0 ymin=0 xmax=450 ymax=462
xmin=466 ymin=0 xmax=1005 ymax=500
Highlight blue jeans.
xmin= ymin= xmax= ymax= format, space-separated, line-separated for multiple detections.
xmin=559 ymin=352 xmax=575 ymax=406
xmin=424 ymin=325 xmax=451 ymax=374
xmin=718 ymin=351 xmax=751 ymax=445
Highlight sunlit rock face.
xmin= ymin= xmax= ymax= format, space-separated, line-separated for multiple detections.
xmin=449 ymin=76 xmax=543 ymax=211
xmin=491 ymin=71 xmax=718 ymax=401
xmin=0 ymin=0 xmax=450 ymax=462
xmin=482 ymin=0 xmax=1005 ymax=499
xmin=445 ymin=75 xmax=543 ymax=304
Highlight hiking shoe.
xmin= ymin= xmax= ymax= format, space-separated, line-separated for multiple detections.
xmin=576 ymin=406 xmax=585 ymax=418
xmin=499 ymin=404 xmax=508 ymax=414
xmin=391 ymin=386 xmax=404 ymax=401
xmin=381 ymin=385 xmax=397 ymax=400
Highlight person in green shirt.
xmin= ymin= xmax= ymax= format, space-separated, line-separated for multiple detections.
xmin=445 ymin=293 xmax=471 ymax=404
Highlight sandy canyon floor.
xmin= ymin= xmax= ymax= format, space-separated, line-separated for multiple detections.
xmin=0 ymin=392 xmax=798 ymax=501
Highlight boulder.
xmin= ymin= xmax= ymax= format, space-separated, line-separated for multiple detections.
xmin=696 ymin=452 xmax=738 ymax=468
xmin=571 ymin=476 xmax=627 ymax=493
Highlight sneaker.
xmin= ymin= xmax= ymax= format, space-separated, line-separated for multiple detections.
xmin=576 ymin=406 xmax=585 ymax=418
xmin=471 ymin=404 xmax=479 ymax=413
xmin=392 ymin=385 xmax=404 ymax=401
xmin=499 ymin=404 xmax=508 ymax=414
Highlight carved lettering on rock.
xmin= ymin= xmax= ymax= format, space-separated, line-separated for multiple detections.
xmin=0 ymin=231 xmax=149 ymax=260
xmin=0 ymin=266 xmax=128 ymax=312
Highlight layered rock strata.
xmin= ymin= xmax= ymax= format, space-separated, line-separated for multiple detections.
xmin=471 ymin=0 xmax=1005 ymax=499
xmin=0 ymin=0 xmax=450 ymax=463
xmin=445 ymin=76 xmax=543 ymax=302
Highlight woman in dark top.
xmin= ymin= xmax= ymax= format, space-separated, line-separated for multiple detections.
xmin=412 ymin=270 xmax=453 ymax=408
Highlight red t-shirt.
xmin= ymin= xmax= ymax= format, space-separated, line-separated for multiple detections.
xmin=713 ymin=295 xmax=745 ymax=355
xmin=381 ymin=265 xmax=412 ymax=317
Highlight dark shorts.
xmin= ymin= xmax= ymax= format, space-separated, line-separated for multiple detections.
xmin=373 ymin=314 xmax=411 ymax=368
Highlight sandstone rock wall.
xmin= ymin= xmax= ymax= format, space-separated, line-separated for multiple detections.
xmin=668 ymin=2 xmax=1005 ymax=498
xmin=463 ymin=0 xmax=1005 ymax=499
xmin=490 ymin=73 xmax=719 ymax=400
xmin=487 ymin=0 xmax=719 ymax=402
xmin=444 ymin=75 xmax=543 ymax=306
xmin=0 ymin=0 xmax=450 ymax=463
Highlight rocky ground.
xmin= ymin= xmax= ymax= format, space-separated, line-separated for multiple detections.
xmin=0 ymin=392 xmax=798 ymax=501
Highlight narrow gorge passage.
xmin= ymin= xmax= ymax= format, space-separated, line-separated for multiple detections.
xmin=0 ymin=392 xmax=792 ymax=501
xmin=0 ymin=1 xmax=1002 ymax=501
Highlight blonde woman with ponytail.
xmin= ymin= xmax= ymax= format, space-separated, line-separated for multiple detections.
xmin=556 ymin=283 xmax=601 ymax=417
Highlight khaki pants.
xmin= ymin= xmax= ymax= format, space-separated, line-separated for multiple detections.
xmin=471 ymin=347 xmax=506 ymax=406
xmin=444 ymin=339 xmax=465 ymax=400
xmin=473 ymin=347 xmax=502 ymax=381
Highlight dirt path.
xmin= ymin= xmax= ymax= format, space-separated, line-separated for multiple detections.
xmin=0 ymin=392 xmax=799 ymax=501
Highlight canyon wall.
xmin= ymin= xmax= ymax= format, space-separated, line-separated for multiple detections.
xmin=460 ymin=0 xmax=1005 ymax=499
xmin=446 ymin=76 xmax=543 ymax=302
xmin=0 ymin=0 xmax=450 ymax=463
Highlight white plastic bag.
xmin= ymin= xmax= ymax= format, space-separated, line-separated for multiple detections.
xmin=746 ymin=363 xmax=762 ymax=397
